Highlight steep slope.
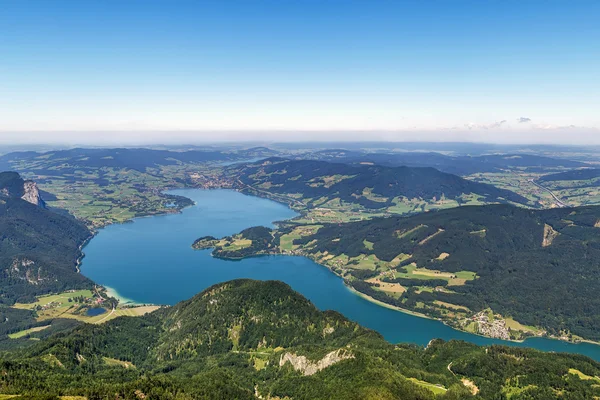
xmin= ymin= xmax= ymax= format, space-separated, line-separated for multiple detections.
xmin=0 ymin=172 xmax=92 ymax=304
xmin=4 ymin=280 xmax=600 ymax=399
xmin=0 ymin=171 xmax=45 ymax=207
xmin=229 ymin=158 xmax=530 ymax=211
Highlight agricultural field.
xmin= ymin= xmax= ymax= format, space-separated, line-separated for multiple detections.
xmin=466 ymin=171 xmax=552 ymax=207
xmin=2 ymin=150 xmax=240 ymax=228
xmin=394 ymin=264 xmax=477 ymax=286
xmin=279 ymin=225 xmax=322 ymax=251
xmin=466 ymin=169 xmax=600 ymax=208
xmin=8 ymin=325 xmax=51 ymax=339
xmin=11 ymin=290 xmax=159 ymax=326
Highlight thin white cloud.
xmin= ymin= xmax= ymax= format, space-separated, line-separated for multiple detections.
xmin=517 ymin=117 xmax=531 ymax=123
xmin=464 ymin=120 xmax=507 ymax=130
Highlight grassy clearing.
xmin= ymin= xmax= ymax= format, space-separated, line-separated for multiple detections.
xmin=8 ymin=325 xmax=51 ymax=339
xmin=348 ymin=254 xmax=384 ymax=270
xmin=12 ymin=290 xmax=159 ymax=325
xmin=366 ymin=278 xmax=406 ymax=295
xmin=279 ymin=225 xmax=321 ymax=251
xmin=280 ymin=233 xmax=301 ymax=251
xmin=394 ymin=264 xmax=476 ymax=286
xmin=407 ymin=378 xmax=447 ymax=395
xmin=505 ymin=317 xmax=544 ymax=335
xmin=224 ymin=238 xmax=252 ymax=251
xmin=568 ymin=368 xmax=600 ymax=382
xmin=363 ymin=239 xmax=374 ymax=250
xmin=433 ymin=301 xmax=470 ymax=312
xmin=12 ymin=290 xmax=94 ymax=310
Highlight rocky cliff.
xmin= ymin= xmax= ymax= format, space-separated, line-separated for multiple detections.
xmin=21 ymin=179 xmax=45 ymax=207
xmin=0 ymin=171 xmax=45 ymax=207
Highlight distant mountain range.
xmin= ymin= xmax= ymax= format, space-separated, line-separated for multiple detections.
xmin=299 ymin=150 xmax=587 ymax=176
xmin=0 ymin=147 xmax=279 ymax=174
xmin=3 ymin=279 xmax=600 ymax=399
xmin=230 ymin=158 xmax=531 ymax=210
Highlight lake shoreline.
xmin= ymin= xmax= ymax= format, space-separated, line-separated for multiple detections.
xmin=79 ymin=188 xmax=600 ymax=360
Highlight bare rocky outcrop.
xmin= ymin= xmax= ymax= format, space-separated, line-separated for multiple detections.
xmin=21 ymin=180 xmax=45 ymax=207
xmin=8 ymin=258 xmax=46 ymax=285
xmin=279 ymin=349 xmax=354 ymax=376
xmin=542 ymin=223 xmax=559 ymax=247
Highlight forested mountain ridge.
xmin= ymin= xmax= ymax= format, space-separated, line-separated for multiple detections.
xmin=195 ymin=204 xmax=600 ymax=342
xmin=0 ymin=172 xmax=92 ymax=304
xmin=300 ymin=150 xmax=587 ymax=176
xmin=3 ymin=279 xmax=600 ymax=399
xmin=538 ymin=168 xmax=600 ymax=184
xmin=226 ymin=158 xmax=531 ymax=215
xmin=0 ymin=147 xmax=277 ymax=173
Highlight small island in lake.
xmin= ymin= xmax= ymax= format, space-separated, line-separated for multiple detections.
xmin=192 ymin=227 xmax=276 ymax=259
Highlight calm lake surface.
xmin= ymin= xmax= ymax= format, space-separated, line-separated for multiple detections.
xmin=81 ymin=188 xmax=600 ymax=361
xmin=86 ymin=308 xmax=107 ymax=317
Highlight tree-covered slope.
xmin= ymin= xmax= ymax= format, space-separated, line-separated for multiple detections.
xmin=0 ymin=172 xmax=92 ymax=304
xmin=290 ymin=205 xmax=600 ymax=341
xmin=3 ymin=279 xmax=600 ymax=399
xmin=538 ymin=168 xmax=600 ymax=184
xmin=195 ymin=204 xmax=600 ymax=342
xmin=229 ymin=158 xmax=530 ymax=211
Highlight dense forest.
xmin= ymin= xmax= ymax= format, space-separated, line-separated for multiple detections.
xmin=229 ymin=158 xmax=530 ymax=210
xmin=0 ymin=172 xmax=92 ymax=304
xmin=1 ymin=279 xmax=600 ymax=399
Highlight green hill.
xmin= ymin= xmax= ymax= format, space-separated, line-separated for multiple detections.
xmin=3 ymin=279 xmax=600 ymax=399
xmin=228 ymin=158 xmax=531 ymax=217
xmin=196 ymin=204 xmax=600 ymax=342
xmin=0 ymin=172 xmax=92 ymax=304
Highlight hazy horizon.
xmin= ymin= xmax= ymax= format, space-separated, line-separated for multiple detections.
xmin=2 ymin=1 xmax=599 ymax=144
xmin=1 ymin=129 xmax=600 ymax=146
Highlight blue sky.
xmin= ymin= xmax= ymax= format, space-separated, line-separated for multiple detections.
xmin=1 ymin=0 xmax=599 ymax=143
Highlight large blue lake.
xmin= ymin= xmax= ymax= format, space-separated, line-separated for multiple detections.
xmin=81 ymin=188 xmax=600 ymax=361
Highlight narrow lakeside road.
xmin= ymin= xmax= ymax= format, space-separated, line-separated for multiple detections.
xmin=530 ymin=179 xmax=568 ymax=208
xmin=96 ymin=307 xmax=116 ymax=324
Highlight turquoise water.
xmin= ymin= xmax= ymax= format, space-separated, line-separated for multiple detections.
xmin=80 ymin=189 xmax=600 ymax=361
